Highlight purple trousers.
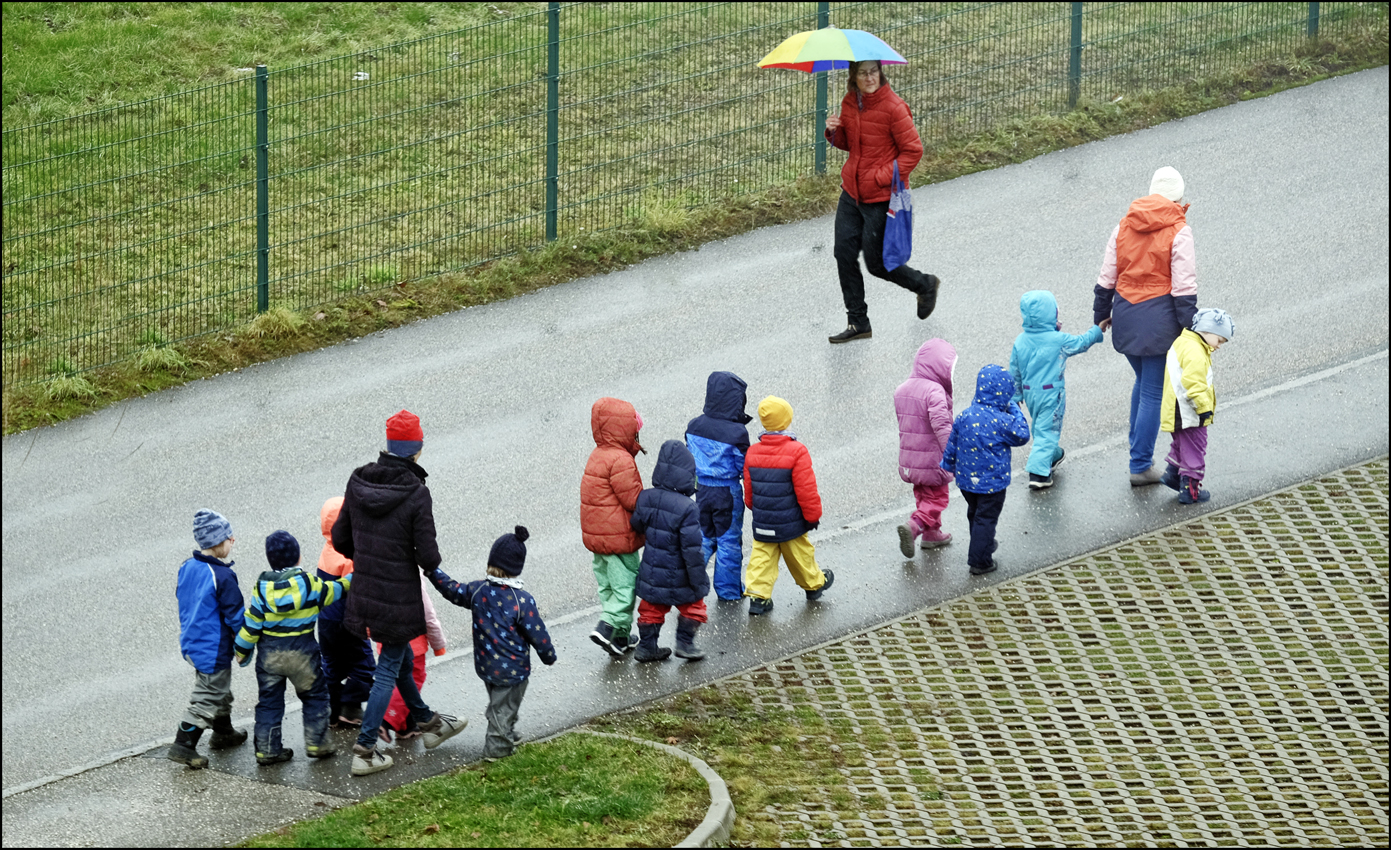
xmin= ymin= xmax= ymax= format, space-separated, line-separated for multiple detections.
xmin=1166 ymin=425 xmax=1208 ymax=481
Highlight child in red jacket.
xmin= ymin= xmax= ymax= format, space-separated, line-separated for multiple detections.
xmin=580 ymin=397 xmax=646 ymax=656
xmin=742 ymin=396 xmax=834 ymax=616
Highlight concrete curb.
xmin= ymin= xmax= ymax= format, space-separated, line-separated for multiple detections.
xmin=571 ymin=730 xmax=734 ymax=848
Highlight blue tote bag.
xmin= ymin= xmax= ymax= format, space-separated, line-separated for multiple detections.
xmin=883 ymin=160 xmax=913 ymax=272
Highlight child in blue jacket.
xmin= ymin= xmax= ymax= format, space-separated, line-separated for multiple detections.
xmin=940 ymin=366 xmax=1031 ymax=576
xmin=1009 ymin=290 xmax=1105 ymax=490
xmin=685 ymin=371 xmax=753 ymax=600
xmin=630 ymin=440 xmax=710 ymax=663
xmin=169 ymin=509 xmax=248 ymax=769
xmin=427 ymin=526 xmax=556 ymax=760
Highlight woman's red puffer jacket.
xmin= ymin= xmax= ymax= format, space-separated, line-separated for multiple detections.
xmin=826 ymin=82 xmax=923 ymax=204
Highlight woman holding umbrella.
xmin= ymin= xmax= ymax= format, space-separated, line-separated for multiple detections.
xmin=824 ymin=59 xmax=940 ymax=343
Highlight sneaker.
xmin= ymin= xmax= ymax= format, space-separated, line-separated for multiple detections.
xmin=589 ymin=620 xmax=623 ymax=658
xmin=1050 ymin=448 xmax=1066 ymax=472
xmin=917 ymin=275 xmax=940 ymax=319
xmin=920 ymin=527 xmax=952 ymax=549
xmin=897 ymin=524 xmax=916 ymax=558
xmin=306 ymin=742 xmax=338 ymax=759
xmin=828 ymin=324 xmax=872 ymax=344
xmin=1160 ymin=463 xmax=1181 ymax=491
xmin=1129 ymin=466 xmax=1164 ymax=486
xmin=1028 ymin=473 xmax=1053 ymax=490
xmin=806 ymin=569 xmax=834 ymax=601
xmin=747 ymin=597 xmax=774 ymax=616
xmin=419 ymin=713 xmax=468 ymax=750
xmin=969 ymin=562 xmax=998 ymax=576
xmin=256 ymin=748 xmax=294 ymax=766
xmin=351 ymin=743 xmax=394 ymax=777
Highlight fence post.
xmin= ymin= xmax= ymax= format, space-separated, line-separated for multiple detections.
xmin=255 ymin=65 xmax=269 ymax=313
xmin=545 ymin=2 xmax=559 ymax=242
xmin=1068 ymin=2 xmax=1083 ymax=109
xmin=814 ymin=1 xmax=829 ymax=174
xmin=1307 ymin=2 xmax=1320 ymax=37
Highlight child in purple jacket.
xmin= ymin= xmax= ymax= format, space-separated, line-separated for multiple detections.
xmin=426 ymin=526 xmax=556 ymax=760
xmin=894 ymin=339 xmax=958 ymax=557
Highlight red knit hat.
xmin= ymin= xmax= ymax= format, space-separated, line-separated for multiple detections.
xmin=386 ymin=410 xmax=424 ymax=457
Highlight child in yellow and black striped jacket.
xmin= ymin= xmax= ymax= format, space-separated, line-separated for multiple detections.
xmin=233 ymin=530 xmax=351 ymax=765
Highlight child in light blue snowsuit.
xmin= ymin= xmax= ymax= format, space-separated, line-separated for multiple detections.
xmin=684 ymin=371 xmax=752 ymax=600
xmin=1009 ymin=290 xmax=1105 ymax=490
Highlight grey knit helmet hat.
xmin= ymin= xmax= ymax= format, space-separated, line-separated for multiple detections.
xmin=1192 ymin=308 xmax=1234 ymax=340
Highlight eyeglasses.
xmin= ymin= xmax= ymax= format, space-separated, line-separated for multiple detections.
xmin=856 ymin=69 xmax=880 ymax=78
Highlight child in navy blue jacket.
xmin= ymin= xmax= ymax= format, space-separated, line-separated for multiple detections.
xmin=685 ymin=371 xmax=753 ymax=600
xmin=426 ymin=526 xmax=556 ymax=760
xmin=630 ymin=440 xmax=710 ymax=663
xmin=940 ymin=365 xmax=1031 ymax=576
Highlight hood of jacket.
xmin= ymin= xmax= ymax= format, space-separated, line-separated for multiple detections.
xmin=1020 ymin=290 xmax=1059 ymax=333
xmin=318 ymin=496 xmax=350 ymax=577
xmin=345 ymin=453 xmax=426 ymax=518
xmin=320 ymin=496 xmax=343 ymax=539
xmin=909 ymin=338 xmax=956 ymax=395
xmin=591 ymin=396 xmax=642 ymax=456
xmin=702 ymin=371 xmax=753 ymax=424
xmin=254 ymin=567 xmax=313 ymax=614
xmin=973 ymin=364 xmax=1017 ymax=411
xmin=651 ymin=439 xmax=697 ymax=496
xmin=1123 ymin=194 xmax=1187 ymax=234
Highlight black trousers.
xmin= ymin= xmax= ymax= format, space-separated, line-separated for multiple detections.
xmin=833 ymin=190 xmax=931 ymax=328
xmin=962 ymin=489 xmax=1007 ymax=571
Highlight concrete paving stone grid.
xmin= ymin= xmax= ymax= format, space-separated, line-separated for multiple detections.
xmin=717 ymin=459 xmax=1389 ymax=848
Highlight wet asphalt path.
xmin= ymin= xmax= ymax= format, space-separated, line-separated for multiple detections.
xmin=2 ymin=67 xmax=1386 ymax=808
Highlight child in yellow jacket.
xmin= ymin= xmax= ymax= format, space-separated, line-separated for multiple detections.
xmin=1160 ymin=308 xmax=1234 ymax=505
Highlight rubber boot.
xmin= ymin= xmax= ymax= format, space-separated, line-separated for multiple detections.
xmin=634 ymin=622 xmax=671 ymax=662
xmin=673 ymin=617 xmax=705 ymax=661
xmin=209 ymin=714 xmax=247 ymax=749
xmin=168 ymin=723 xmax=208 ymax=769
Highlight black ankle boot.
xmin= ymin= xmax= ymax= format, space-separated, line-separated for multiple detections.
xmin=168 ymin=723 xmax=208 ymax=769
xmin=209 ymin=715 xmax=247 ymax=749
xmin=634 ymin=623 xmax=670 ymax=662
xmin=828 ymin=323 xmax=872 ymax=344
xmin=673 ymin=617 xmax=705 ymax=661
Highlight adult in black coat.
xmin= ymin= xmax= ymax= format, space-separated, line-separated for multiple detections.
xmin=330 ymin=410 xmax=465 ymax=776
xmin=630 ymin=440 xmax=710 ymax=662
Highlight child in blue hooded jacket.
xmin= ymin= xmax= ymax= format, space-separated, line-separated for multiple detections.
xmin=685 ymin=371 xmax=753 ymax=600
xmin=1009 ymin=290 xmax=1105 ymax=490
xmin=631 ymin=440 xmax=710 ymax=663
xmin=940 ymin=365 xmax=1031 ymax=576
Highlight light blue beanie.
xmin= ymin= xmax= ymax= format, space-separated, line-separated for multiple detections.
xmin=1192 ymin=308 xmax=1235 ymax=341
xmin=193 ymin=509 xmax=233 ymax=550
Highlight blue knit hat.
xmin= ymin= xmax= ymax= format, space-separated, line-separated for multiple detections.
xmin=193 ymin=509 xmax=233 ymax=550
xmin=264 ymin=530 xmax=301 ymax=570
xmin=489 ymin=525 xmax=530 ymax=576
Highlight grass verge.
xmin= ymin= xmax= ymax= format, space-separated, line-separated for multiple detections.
xmin=4 ymin=33 xmax=1386 ymax=435
xmin=239 ymin=731 xmax=706 ymax=848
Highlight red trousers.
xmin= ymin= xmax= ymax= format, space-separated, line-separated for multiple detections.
xmin=637 ymin=597 xmax=708 ymax=625
xmin=909 ymin=482 xmax=950 ymax=535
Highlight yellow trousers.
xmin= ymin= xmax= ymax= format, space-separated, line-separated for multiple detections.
xmin=745 ymin=534 xmax=826 ymax=601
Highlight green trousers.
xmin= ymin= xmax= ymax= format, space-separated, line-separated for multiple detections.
xmin=591 ymin=551 xmax=641 ymax=636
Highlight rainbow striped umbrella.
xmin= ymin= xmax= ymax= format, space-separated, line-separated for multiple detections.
xmin=757 ymin=26 xmax=906 ymax=72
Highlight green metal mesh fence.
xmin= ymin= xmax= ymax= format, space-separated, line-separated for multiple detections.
xmin=3 ymin=2 xmax=1385 ymax=388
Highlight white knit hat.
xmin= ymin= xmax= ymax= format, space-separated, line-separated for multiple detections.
xmin=1149 ymin=166 xmax=1184 ymax=202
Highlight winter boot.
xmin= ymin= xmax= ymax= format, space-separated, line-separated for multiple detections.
xmin=167 ymin=722 xmax=208 ymax=769
xmin=1130 ymin=465 xmax=1164 ymax=486
xmin=351 ymin=743 xmax=394 ymax=777
xmin=828 ymin=323 xmax=872 ymax=344
xmin=806 ymin=569 xmax=835 ymax=601
xmin=589 ymin=620 xmax=624 ymax=658
xmin=611 ymin=630 xmax=636 ymax=654
xmin=917 ymin=275 xmax=940 ymax=320
xmin=419 ymin=712 xmax=468 ymax=750
xmin=897 ymin=524 xmax=917 ymax=558
xmin=634 ymin=622 xmax=671 ymax=662
xmin=673 ymin=617 xmax=706 ymax=661
xmin=1161 ymin=463 xmax=1181 ymax=491
xmin=747 ymin=596 xmax=774 ymax=616
xmin=1178 ymin=475 xmax=1211 ymax=504
xmin=920 ymin=527 xmax=952 ymax=549
xmin=256 ymin=747 xmax=293 ymax=765
xmin=335 ymin=702 xmax=365 ymax=728
xmin=209 ymin=715 xmax=247 ymax=749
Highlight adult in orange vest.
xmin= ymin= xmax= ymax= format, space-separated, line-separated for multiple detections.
xmin=824 ymin=60 xmax=941 ymax=344
xmin=1092 ymin=167 xmax=1198 ymax=485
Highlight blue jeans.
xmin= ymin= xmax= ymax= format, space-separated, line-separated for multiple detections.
xmin=254 ymin=633 xmax=331 ymax=756
xmin=356 ymin=641 xmax=432 ymax=750
xmin=1125 ymin=354 xmax=1166 ymax=474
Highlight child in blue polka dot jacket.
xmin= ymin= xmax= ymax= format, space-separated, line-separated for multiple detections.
xmin=426 ymin=525 xmax=556 ymax=760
